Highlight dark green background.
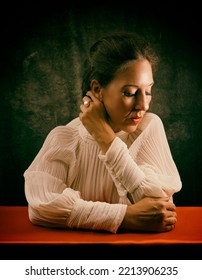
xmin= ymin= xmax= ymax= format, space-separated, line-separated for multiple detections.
xmin=1 ymin=3 xmax=201 ymax=206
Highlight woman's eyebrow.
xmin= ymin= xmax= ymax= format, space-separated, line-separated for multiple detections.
xmin=125 ymin=82 xmax=155 ymax=87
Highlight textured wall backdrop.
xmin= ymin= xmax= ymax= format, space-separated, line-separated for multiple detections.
xmin=0 ymin=3 xmax=201 ymax=205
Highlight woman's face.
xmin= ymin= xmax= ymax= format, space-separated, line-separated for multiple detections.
xmin=101 ymin=59 xmax=154 ymax=133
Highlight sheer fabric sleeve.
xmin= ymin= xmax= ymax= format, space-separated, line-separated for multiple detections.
xmin=24 ymin=125 xmax=126 ymax=233
xmin=98 ymin=113 xmax=182 ymax=203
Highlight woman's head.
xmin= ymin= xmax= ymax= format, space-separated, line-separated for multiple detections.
xmin=81 ymin=32 xmax=159 ymax=97
xmin=81 ymin=32 xmax=159 ymax=133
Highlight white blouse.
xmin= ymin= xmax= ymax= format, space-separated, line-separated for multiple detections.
xmin=24 ymin=112 xmax=182 ymax=233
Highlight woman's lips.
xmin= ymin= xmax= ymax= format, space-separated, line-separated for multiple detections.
xmin=130 ymin=117 xmax=142 ymax=125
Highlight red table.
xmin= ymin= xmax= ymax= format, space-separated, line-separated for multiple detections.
xmin=1 ymin=206 xmax=202 ymax=259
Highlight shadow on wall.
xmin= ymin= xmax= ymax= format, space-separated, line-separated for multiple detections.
xmin=0 ymin=3 xmax=202 ymax=205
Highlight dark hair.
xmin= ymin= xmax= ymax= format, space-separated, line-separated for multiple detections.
xmin=81 ymin=32 xmax=159 ymax=97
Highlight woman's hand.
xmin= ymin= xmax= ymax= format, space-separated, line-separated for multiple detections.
xmin=120 ymin=197 xmax=177 ymax=233
xmin=79 ymin=91 xmax=116 ymax=154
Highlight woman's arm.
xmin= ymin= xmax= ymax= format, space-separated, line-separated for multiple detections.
xmin=120 ymin=196 xmax=177 ymax=232
xmin=99 ymin=113 xmax=182 ymax=203
xmin=80 ymin=93 xmax=182 ymax=203
xmin=24 ymin=124 xmax=177 ymax=233
xmin=24 ymin=125 xmax=126 ymax=233
xmin=130 ymin=113 xmax=182 ymax=201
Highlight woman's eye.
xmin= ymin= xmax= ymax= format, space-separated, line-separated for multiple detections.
xmin=122 ymin=91 xmax=152 ymax=97
xmin=146 ymin=92 xmax=152 ymax=96
xmin=122 ymin=92 xmax=136 ymax=97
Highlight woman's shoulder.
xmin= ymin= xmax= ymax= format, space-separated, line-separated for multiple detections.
xmin=45 ymin=117 xmax=81 ymax=143
xmin=143 ymin=112 xmax=162 ymax=122
xmin=37 ymin=118 xmax=81 ymax=164
xmin=138 ymin=112 xmax=163 ymax=130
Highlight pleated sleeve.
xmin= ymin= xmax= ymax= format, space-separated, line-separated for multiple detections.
xmin=98 ymin=113 xmax=182 ymax=203
xmin=24 ymin=124 xmax=126 ymax=233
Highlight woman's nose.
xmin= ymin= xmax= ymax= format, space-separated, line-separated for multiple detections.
xmin=134 ymin=91 xmax=149 ymax=111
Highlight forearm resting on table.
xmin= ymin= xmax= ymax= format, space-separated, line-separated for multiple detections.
xmin=119 ymin=197 xmax=177 ymax=233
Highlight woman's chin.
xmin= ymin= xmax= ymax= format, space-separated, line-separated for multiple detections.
xmin=112 ymin=123 xmax=138 ymax=133
xmin=123 ymin=125 xmax=138 ymax=133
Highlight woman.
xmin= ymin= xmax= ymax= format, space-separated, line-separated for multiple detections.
xmin=24 ymin=32 xmax=182 ymax=233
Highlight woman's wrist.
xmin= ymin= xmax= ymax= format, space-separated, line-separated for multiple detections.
xmin=92 ymin=125 xmax=116 ymax=154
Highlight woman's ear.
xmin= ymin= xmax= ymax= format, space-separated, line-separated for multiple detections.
xmin=90 ymin=80 xmax=103 ymax=101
